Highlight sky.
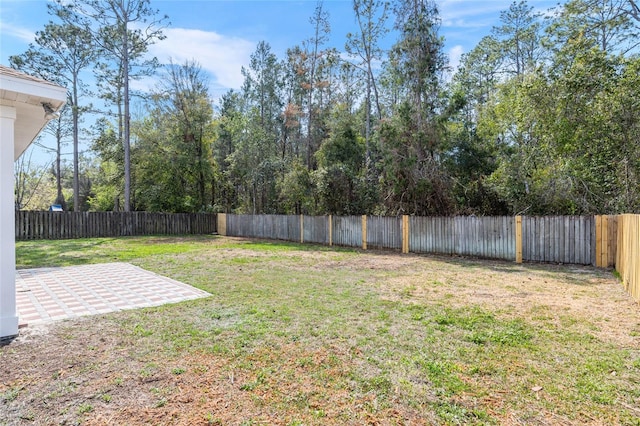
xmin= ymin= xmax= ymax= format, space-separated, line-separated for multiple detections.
xmin=0 ymin=0 xmax=559 ymax=163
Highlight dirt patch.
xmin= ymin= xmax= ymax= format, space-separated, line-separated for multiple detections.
xmin=377 ymin=254 xmax=639 ymax=348
xmin=84 ymin=344 xmax=364 ymax=425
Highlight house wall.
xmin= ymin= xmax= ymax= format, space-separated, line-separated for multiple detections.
xmin=0 ymin=105 xmax=18 ymax=339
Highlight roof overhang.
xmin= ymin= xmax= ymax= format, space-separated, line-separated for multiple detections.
xmin=0 ymin=67 xmax=67 ymax=160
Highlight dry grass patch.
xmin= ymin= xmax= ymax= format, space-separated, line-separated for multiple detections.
xmin=378 ymin=254 xmax=639 ymax=347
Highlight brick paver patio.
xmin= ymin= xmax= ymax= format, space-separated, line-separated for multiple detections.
xmin=16 ymin=263 xmax=210 ymax=326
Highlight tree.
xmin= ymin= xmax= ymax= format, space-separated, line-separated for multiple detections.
xmin=10 ymin=4 xmax=95 ymax=211
xmin=546 ymin=51 xmax=640 ymax=213
xmin=452 ymin=35 xmax=504 ymax=120
xmin=65 ymin=0 xmax=168 ymax=211
xmin=377 ymin=0 xmax=452 ymax=215
xmin=163 ymin=60 xmax=214 ymax=211
xmin=346 ymin=0 xmax=389 ymax=183
xmin=301 ymin=1 xmax=331 ymax=169
xmin=14 ymin=147 xmax=51 ymax=210
xmin=213 ymin=91 xmax=243 ymax=212
xmin=89 ymin=138 xmax=123 ymax=211
xmin=444 ymin=32 xmax=512 ymax=214
xmin=282 ymin=46 xmax=307 ymax=162
xmin=90 ymin=118 xmax=124 ymax=210
xmin=314 ymin=104 xmax=366 ymax=214
xmin=42 ymin=104 xmax=73 ymax=209
xmin=242 ymin=41 xmax=284 ymax=144
xmin=547 ymin=0 xmax=638 ymax=55
xmin=134 ymin=61 xmax=214 ymax=212
xmin=239 ymin=42 xmax=286 ymax=213
xmin=391 ymin=0 xmax=447 ymax=124
xmin=492 ymin=1 xmax=544 ymax=76
xmin=278 ymin=161 xmax=315 ymax=214
xmin=480 ymin=74 xmax=571 ymax=214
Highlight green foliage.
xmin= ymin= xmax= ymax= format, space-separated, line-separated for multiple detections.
xmin=492 ymin=0 xmax=543 ymax=75
xmin=469 ymin=40 xmax=640 ymax=215
xmin=16 ymin=0 xmax=640 ymax=216
xmin=277 ymin=162 xmax=315 ymax=215
xmin=88 ymin=121 xmax=123 ymax=211
xmin=133 ymin=61 xmax=215 ymax=213
xmin=378 ymin=101 xmax=454 ymax=215
xmin=314 ymin=105 xmax=367 ymax=214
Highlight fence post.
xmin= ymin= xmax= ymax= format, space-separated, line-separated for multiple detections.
xmin=329 ymin=215 xmax=333 ymax=246
xmin=596 ymin=215 xmax=602 ymax=267
xmin=600 ymin=216 xmax=609 ymax=268
xmin=362 ymin=215 xmax=367 ymax=250
xmin=616 ymin=214 xmax=623 ymax=272
xmin=300 ymin=214 xmax=304 ymax=244
xmin=515 ymin=216 xmax=523 ymax=263
xmin=217 ymin=213 xmax=226 ymax=236
xmin=402 ymin=215 xmax=409 ymax=254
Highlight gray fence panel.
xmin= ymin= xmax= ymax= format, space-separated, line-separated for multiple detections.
xmin=288 ymin=215 xmax=301 ymax=242
xmin=251 ymin=215 xmax=262 ymax=238
xmin=16 ymin=211 xmax=217 ymax=240
xmin=522 ymin=216 xmax=595 ymax=265
xmin=410 ymin=216 xmax=455 ymax=255
xmin=409 ymin=216 xmax=428 ymax=254
xmin=261 ymin=215 xmax=271 ymax=239
xmin=409 ymin=216 xmax=514 ymax=260
xmin=226 ymin=214 xmax=300 ymax=242
xmin=456 ymin=216 xmax=514 ymax=260
xmin=367 ymin=216 xmax=401 ymax=250
xmin=227 ymin=214 xmax=250 ymax=237
xmin=304 ymin=216 xmax=329 ymax=244
xmin=269 ymin=215 xmax=291 ymax=241
xmin=332 ymin=215 xmax=362 ymax=248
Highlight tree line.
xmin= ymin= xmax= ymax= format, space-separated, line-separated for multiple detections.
xmin=12 ymin=0 xmax=640 ymax=216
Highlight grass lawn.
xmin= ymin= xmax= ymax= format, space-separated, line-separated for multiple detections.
xmin=2 ymin=235 xmax=640 ymax=425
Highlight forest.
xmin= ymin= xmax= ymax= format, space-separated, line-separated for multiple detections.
xmin=11 ymin=0 xmax=640 ymax=216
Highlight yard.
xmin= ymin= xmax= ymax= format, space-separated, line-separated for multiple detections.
xmin=1 ymin=236 xmax=639 ymax=425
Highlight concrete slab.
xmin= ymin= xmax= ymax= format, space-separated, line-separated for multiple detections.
xmin=16 ymin=263 xmax=210 ymax=326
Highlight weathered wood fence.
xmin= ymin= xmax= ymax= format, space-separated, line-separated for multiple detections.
xmin=218 ymin=214 xmax=618 ymax=267
xmin=616 ymin=215 xmax=640 ymax=302
xmin=16 ymin=211 xmax=217 ymax=240
xmin=16 ymin=211 xmax=637 ymax=302
xmin=220 ymin=213 xmax=640 ymax=302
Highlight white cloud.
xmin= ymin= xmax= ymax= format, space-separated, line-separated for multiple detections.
xmin=0 ymin=21 xmax=35 ymax=43
xmin=439 ymin=0 xmax=510 ymax=20
xmin=440 ymin=0 xmax=557 ymax=27
xmin=448 ymin=45 xmax=465 ymax=71
xmin=148 ymin=27 xmax=255 ymax=91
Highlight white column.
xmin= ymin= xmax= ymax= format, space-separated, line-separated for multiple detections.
xmin=0 ymin=105 xmax=18 ymax=339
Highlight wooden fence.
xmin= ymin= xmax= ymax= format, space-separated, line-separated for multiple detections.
xmin=14 ymin=211 xmax=636 ymax=302
xmin=616 ymin=215 xmax=640 ymax=301
xmin=220 ymin=213 xmax=640 ymax=302
xmin=219 ymin=214 xmax=618 ymax=266
xmin=410 ymin=216 xmax=515 ymax=259
xmin=16 ymin=211 xmax=217 ymax=240
xmin=522 ymin=216 xmax=595 ymax=265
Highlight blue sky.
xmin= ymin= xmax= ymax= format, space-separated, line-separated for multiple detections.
xmin=2 ymin=0 xmax=561 ymax=94
xmin=1 ymin=0 xmax=559 ymax=164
